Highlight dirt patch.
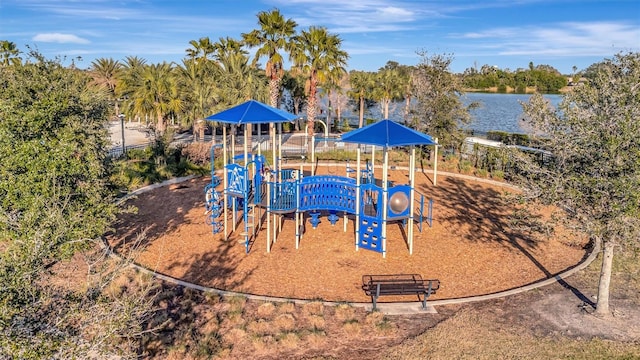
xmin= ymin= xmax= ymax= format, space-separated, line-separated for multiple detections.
xmin=46 ymin=247 xmax=640 ymax=359
xmin=381 ymin=271 xmax=640 ymax=359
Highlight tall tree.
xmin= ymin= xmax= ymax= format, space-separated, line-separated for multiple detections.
xmin=0 ymin=53 xmax=151 ymax=358
xmin=216 ymin=50 xmax=268 ymax=108
xmin=410 ymin=52 xmax=476 ymax=148
xmin=213 ymin=36 xmax=248 ymax=60
xmin=372 ymin=67 xmax=404 ymax=119
xmin=327 ymin=71 xmax=350 ymax=131
xmin=0 ymin=40 xmax=22 ymax=66
xmin=117 ymin=56 xmax=147 ymax=122
xmin=398 ymin=64 xmax=415 ymax=124
xmin=348 ymin=70 xmax=375 ymax=128
xmin=320 ymin=65 xmax=347 ymax=131
xmin=182 ymin=37 xmax=225 ymax=138
xmin=130 ymin=62 xmax=183 ymax=134
xmin=177 ymin=58 xmax=220 ymax=138
xmin=185 ymin=36 xmax=215 ymax=63
xmin=291 ymin=26 xmax=349 ymax=137
xmin=242 ymin=9 xmax=297 ymax=108
xmin=281 ymin=70 xmax=307 ymax=130
xmin=515 ymin=52 xmax=640 ymax=316
xmin=88 ymin=57 xmax=121 ymax=117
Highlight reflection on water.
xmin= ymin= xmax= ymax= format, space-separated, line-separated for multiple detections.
xmin=319 ymin=92 xmax=562 ymax=134
xmin=463 ymin=93 xmax=562 ymax=134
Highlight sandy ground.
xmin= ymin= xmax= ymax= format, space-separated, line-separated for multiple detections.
xmin=107 ymin=166 xmax=591 ymax=304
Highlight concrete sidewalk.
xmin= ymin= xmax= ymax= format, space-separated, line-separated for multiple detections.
xmin=108 ymin=120 xmax=154 ymax=147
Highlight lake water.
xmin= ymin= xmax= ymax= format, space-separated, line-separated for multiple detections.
xmin=333 ymin=92 xmax=563 ymax=135
xmin=462 ymin=93 xmax=562 ymax=134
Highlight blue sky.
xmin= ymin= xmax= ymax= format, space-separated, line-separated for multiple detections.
xmin=1 ymin=0 xmax=638 ymax=74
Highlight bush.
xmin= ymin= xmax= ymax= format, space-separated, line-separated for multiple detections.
xmin=444 ymin=153 xmax=458 ymax=163
xmin=181 ymin=143 xmax=213 ymax=166
xmin=127 ymin=147 xmax=153 ymax=160
xmin=459 ymin=159 xmax=473 ymax=174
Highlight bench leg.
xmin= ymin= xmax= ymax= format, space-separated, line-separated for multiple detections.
xmin=372 ymin=283 xmax=381 ymax=311
xmin=421 ymin=281 xmax=434 ymax=310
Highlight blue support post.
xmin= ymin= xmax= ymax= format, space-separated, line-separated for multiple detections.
xmin=328 ymin=210 xmax=339 ymax=225
xmin=309 ymin=211 xmax=321 ymax=229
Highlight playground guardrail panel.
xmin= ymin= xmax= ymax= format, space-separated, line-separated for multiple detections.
xmin=298 ymin=175 xmax=357 ymax=213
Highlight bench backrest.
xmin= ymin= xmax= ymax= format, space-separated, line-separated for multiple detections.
xmin=362 ymin=274 xmax=423 ymax=285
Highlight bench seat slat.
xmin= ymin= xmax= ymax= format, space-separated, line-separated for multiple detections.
xmin=361 ymin=274 xmax=440 ymax=311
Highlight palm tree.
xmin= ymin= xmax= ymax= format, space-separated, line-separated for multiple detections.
xmin=348 ymin=70 xmax=375 ymax=128
xmin=131 ymin=62 xmax=182 ymax=135
xmin=118 ymin=56 xmax=147 ymax=122
xmin=373 ymin=68 xmax=404 ymax=119
xmin=177 ymin=58 xmax=220 ymax=140
xmin=183 ymin=37 xmax=224 ymax=139
xmin=291 ymin=26 xmax=349 ymax=137
xmin=185 ymin=37 xmax=215 ymax=63
xmin=88 ymin=57 xmax=121 ymax=117
xmin=242 ymin=9 xmax=297 ymax=108
xmin=216 ymin=51 xmax=268 ymax=107
xmin=281 ymin=71 xmax=307 ymax=130
xmin=0 ymin=40 xmax=22 ymax=67
xmin=211 ymin=36 xmax=266 ymax=144
xmin=320 ymin=66 xmax=347 ymax=131
xmin=378 ymin=61 xmax=413 ymax=123
xmin=213 ymin=36 xmax=248 ymax=60
xmin=397 ymin=65 xmax=414 ymax=125
xmin=329 ymin=72 xmax=350 ymax=131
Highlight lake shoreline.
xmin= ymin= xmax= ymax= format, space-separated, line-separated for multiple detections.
xmin=464 ymin=85 xmax=569 ymax=94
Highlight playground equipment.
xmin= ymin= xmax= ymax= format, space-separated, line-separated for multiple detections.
xmin=204 ymin=101 xmax=438 ymax=257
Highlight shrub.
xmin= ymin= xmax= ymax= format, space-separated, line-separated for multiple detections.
xmin=459 ymin=159 xmax=473 ymax=174
xmin=181 ymin=143 xmax=213 ymax=166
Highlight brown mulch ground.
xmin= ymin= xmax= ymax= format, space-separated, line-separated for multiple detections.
xmin=107 ymin=166 xmax=589 ymax=304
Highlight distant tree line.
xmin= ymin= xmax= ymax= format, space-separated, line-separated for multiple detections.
xmin=460 ymin=61 xmax=569 ymax=93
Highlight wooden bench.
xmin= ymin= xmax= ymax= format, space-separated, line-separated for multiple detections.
xmin=362 ymin=274 xmax=440 ymax=311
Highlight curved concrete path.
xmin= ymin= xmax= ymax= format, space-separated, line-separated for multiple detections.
xmin=106 ymin=168 xmax=599 ymax=315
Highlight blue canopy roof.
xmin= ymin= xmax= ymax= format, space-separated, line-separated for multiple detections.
xmin=341 ymin=119 xmax=436 ymax=147
xmin=205 ymin=100 xmax=298 ymax=124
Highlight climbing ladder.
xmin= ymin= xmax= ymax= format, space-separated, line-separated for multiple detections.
xmin=357 ymin=183 xmax=383 ymax=253
xmin=204 ymin=180 xmax=223 ymax=234
xmin=240 ymin=202 xmax=258 ymax=253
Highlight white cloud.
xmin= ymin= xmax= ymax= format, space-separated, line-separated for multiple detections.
xmin=33 ymin=33 xmax=90 ymax=44
xmin=454 ymin=21 xmax=640 ymax=58
xmin=271 ymin=0 xmax=424 ymax=33
xmin=378 ymin=6 xmax=415 ymax=19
